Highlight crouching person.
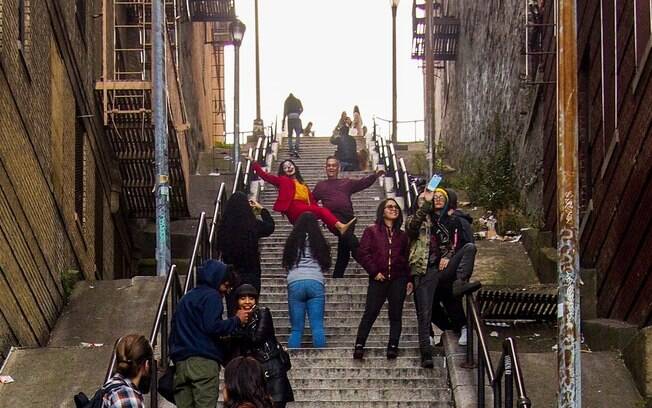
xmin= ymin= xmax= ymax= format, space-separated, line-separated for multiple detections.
xmin=170 ymin=259 xmax=249 ymax=408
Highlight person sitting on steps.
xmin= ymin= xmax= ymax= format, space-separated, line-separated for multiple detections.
xmin=248 ymin=156 xmax=355 ymax=237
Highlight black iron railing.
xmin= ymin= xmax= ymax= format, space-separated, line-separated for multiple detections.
xmin=462 ymin=294 xmax=532 ymax=407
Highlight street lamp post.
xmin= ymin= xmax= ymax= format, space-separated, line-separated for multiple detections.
xmin=253 ymin=0 xmax=264 ymax=137
xmin=230 ymin=19 xmax=246 ymax=170
xmin=391 ymin=0 xmax=399 ymax=144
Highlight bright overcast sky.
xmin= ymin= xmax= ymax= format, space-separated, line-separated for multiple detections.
xmin=223 ymin=0 xmax=425 ymax=143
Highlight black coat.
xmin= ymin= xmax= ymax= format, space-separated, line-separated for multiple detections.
xmin=232 ymin=306 xmax=294 ymax=404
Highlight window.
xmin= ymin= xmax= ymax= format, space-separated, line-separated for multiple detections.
xmin=75 ymin=110 xmax=87 ymax=227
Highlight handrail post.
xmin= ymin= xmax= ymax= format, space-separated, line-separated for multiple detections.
xmin=505 ymin=354 xmax=514 ymax=408
xmin=478 ymin=349 xmax=485 ymax=406
xmin=464 ymin=294 xmax=475 ymax=367
xmin=494 ymin=377 xmax=502 ymax=408
xmin=161 ymin=301 xmax=169 ymax=369
xmin=185 ymin=212 xmax=207 ymax=294
xmin=150 ymin=357 xmax=159 ymax=407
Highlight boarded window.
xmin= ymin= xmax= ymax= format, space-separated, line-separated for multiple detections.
xmin=75 ymin=111 xmax=87 ymax=226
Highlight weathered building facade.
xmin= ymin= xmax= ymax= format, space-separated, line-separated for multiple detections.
xmin=425 ymin=0 xmax=652 ymax=327
xmin=0 ymin=0 xmax=233 ymax=358
xmin=538 ymin=1 xmax=652 ymax=326
xmin=0 ymin=0 xmax=134 ymax=354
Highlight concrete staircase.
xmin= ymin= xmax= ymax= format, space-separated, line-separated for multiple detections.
xmin=254 ymin=137 xmax=453 ymax=407
xmin=0 ymin=276 xmax=164 ymax=407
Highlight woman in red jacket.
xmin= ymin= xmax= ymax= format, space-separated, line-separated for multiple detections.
xmin=353 ymin=198 xmax=413 ymax=360
xmin=250 ymin=158 xmax=355 ymax=236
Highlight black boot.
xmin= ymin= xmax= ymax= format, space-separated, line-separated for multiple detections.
xmin=353 ymin=343 xmax=364 ymax=360
xmin=386 ymin=344 xmax=399 ymax=360
xmin=452 ymin=280 xmax=482 ymax=297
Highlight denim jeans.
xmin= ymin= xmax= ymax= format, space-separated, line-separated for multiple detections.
xmin=287 ymin=279 xmax=326 ymax=348
xmin=287 ymin=118 xmax=302 ymax=152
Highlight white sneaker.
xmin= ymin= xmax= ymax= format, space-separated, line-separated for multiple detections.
xmin=458 ymin=326 xmax=468 ymax=346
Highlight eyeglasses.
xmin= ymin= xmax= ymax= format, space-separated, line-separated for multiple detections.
xmin=433 ymin=195 xmax=446 ymax=201
xmin=385 ymin=205 xmax=399 ymax=210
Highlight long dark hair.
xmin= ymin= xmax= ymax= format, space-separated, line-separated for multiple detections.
xmin=277 ymin=159 xmax=305 ymax=183
xmin=282 ymin=212 xmax=331 ymax=271
xmin=375 ymin=198 xmax=403 ymax=230
xmin=217 ymin=192 xmax=258 ymax=264
xmin=223 ymin=357 xmax=274 ymax=408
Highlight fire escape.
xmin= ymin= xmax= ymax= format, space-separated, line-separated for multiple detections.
xmin=96 ymin=0 xmax=189 ymax=219
xmin=411 ymin=0 xmax=460 ymax=62
xmin=184 ymin=0 xmax=235 ymax=148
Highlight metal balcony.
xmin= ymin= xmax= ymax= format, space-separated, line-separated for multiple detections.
xmin=411 ymin=1 xmax=459 ymax=61
xmin=184 ymin=0 xmax=236 ymax=22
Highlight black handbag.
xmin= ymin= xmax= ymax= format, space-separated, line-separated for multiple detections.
xmin=278 ymin=344 xmax=292 ymax=371
xmin=157 ymin=365 xmax=176 ymax=403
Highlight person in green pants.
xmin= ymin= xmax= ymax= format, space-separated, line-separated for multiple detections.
xmin=169 ymin=259 xmax=249 ymax=407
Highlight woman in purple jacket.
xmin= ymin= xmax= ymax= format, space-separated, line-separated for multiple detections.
xmin=353 ymin=198 xmax=413 ymax=360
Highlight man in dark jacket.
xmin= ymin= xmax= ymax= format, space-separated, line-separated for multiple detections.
xmin=282 ymin=93 xmax=303 ymax=157
xmin=170 ymin=259 xmax=249 ymax=408
xmin=313 ymin=156 xmax=384 ymax=278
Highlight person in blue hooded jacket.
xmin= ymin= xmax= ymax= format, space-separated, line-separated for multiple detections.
xmin=169 ymin=259 xmax=249 ymax=408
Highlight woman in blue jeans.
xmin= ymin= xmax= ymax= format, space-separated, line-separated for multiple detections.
xmin=282 ymin=212 xmax=331 ymax=348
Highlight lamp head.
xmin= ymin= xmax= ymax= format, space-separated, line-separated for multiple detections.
xmin=230 ymin=19 xmax=246 ymax=47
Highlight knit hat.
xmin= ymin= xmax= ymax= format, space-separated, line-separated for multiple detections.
xmin=434 ymin=188 xmax=449 ymax=202
xmin=234 ymin=284 xmax=259 ymax=299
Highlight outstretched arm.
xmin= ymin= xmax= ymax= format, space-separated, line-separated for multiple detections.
xmin=252 ymin=161 xmax=281 ymax=186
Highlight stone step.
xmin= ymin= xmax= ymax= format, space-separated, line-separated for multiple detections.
xmin=261 ymin=301 xmax=414 ymax=312
xmin=281 ymin=378 xmax=446 ymax=389
xmin=274 ymin=325 xmax=419 ymax=336
xmin=259 ymin=294 xmax=416 ymax=303
xmin=219 ymin=402 xmax=452 ymax=408
xmin=276 ymin=387 xmax=451 ymax=401
xmin=284 ymin=366 xmax=445 ymax=379
xmin=276 ymin=333 xmax=421 ymax=345
xmin=288 ymin=347 xmax=423 ymax=358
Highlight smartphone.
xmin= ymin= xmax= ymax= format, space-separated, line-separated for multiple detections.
xmin=426 ymin=174 xmax=443 ymax=191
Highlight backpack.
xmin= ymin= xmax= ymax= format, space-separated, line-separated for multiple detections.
xmin=74 ymin=381 xmax=124 ymax=408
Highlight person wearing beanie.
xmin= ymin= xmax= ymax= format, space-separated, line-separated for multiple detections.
xmin=228 ymin=284 xmax=294 ymax=408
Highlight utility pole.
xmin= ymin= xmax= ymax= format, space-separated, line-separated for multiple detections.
xmin=153 ymin=0 xmax=170 ymax=277
xmin=556 ymin=0 xmax=582 ymax=406
xmin=253 ymin=0 xmax=264 ymax=137
xmin=424 ymin=0 xmax=435 ymax=174
xmin=391 ymin=0 xmax=399 ymax=144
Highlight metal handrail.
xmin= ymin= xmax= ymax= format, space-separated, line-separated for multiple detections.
xmin=184 ymin=211 xmax=208 ymax=294
xmin=104 ymin=337 xmax=122 ymax=383
xmin=208 ymin=182 xmax=227 ymax=256
xmin=463 ymin=294 xmax=531 ymax=407
xmin=231 ymin=161 xmax=242 ymax=194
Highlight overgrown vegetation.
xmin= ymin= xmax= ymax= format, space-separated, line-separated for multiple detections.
xmin=61 ymin=269 xmax=81 ymax=305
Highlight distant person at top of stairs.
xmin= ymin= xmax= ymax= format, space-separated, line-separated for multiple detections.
xmin=313 ymin=155 xmax=384 ymax=278
xmin=228 ymin=284 xmax=295 ymax=408
xmin=354 ymin=198 xmax=413 ymax=361
xmin=282 ymin=213 xmax=331 ymax=349
xmin=217 ymin=192 xmax=275 ymax=315
xmin=352 ymin=105 xmax=364 ymax=137
xmin=222 ymin=356 xmax=274 ymax=408
xmin=169 ymin=260 xmax=249 ymax=408
xmin=97 ymin=334 xmax=153 ymax=408
xmin=330 ymin=116 xmax=359 ymax=171
xmin=282 ymin=93 xmax=303 ymax=157
xmin=248 ymin=157 xmax=356 ymax=236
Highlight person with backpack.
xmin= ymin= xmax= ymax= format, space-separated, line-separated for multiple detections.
xmin=74 ymin=334 xmax=153 ymax=408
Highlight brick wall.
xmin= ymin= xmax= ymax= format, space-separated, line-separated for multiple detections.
xmin=437 ymin=0 xmax=544 ymax=215
xmin=0 ymin=0 xmax=133 ymax=353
